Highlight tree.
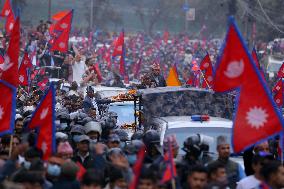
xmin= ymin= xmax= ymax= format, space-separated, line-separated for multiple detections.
xmin=128 ymin=0 xmax=184 ymax=36
xmin=84 ymin=0 xmax=123 ymax=30
xmin=11 ymin=0 xmax=27 ymax=13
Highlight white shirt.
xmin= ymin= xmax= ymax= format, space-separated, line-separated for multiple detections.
xmin=236 ymin=175 xmax=261 ymax=189
xmin=72 ymin=60 xmax=87 ymax=85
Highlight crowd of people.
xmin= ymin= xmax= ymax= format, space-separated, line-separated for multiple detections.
xmin=0 ymin=17 xmax=283 ymax=189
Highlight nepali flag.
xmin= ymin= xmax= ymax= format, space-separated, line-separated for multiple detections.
xmin=49 ymin=10 xmax=71 ymax=36
xmin=273 ymin=79 xmax=283 ymax=93
xmin=112 ymin=31 xmax=124 ymax=57
xmin=50 ymin=10 xmax=73 ymax=53
xmin=0 ymin=0 xmax=15 ymax=34
xmin=213 ymin=17 xmax=284 ymax=153
xmin=112 ymin=31 xmax=126 ymax=76
xmin=5 ymin=10 xmax=14 ymax=34
xmin=252 ymin=48 xmax=266 ymax=81
xmin=0 ymin=17 xmax=20 ymax=87
xmin=161 ymin=138 xmax=177 ymax=183
xmin=50 ymin=31 xmax=69 ymax=53
xmin=18 ymin=52 xmax=33 ymax=86
xmin=0 ymin=0 xmax=12 ymax=17
xmin=273 ymin=79 xmax=283 ymax=108
xmin=129 ymin=145 xmax=146 ymax=189
xmin=52 ymin=10 xmax=73 ymax=32
xmin=0 ymin=80 xmax=16 ymax=136
xmin=27 ymin=84 xmax=56 ymax=160
xmin=277 ymin=63 xmax=284 ymax=78
xmin=37 ymin=77 xmax=49 ymax=91
xmin=200 ymin=53 xmax=213 ymax=88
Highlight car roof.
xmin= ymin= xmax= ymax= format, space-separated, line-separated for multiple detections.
xmin=93 ymin=86 xmax=127 ymax=92
xmin=86 ymin=86 xmax=127 ymax=99
xmin=155 ymin=116 xmax=232 ymax=129
xmin=139 ymin=86 xmax=210 ymax=95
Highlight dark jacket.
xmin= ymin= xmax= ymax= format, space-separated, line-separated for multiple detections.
xmin=149 ymin=74 xmax=167 ymax=87
xmin=72 ymin=152 xmax=106 ymax=170
xmin=51 ymin=179 xmax=80 ymax=189
xmin=72 ymin=152 xmax=96 ymax=169
xmin=208 ymin=158 xmax=243 ymax=189
xmin=83 ymin=96 xmax=94 ymax=112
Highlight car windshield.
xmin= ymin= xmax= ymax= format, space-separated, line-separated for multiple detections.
xmin=267 ymin=63 xmax=282 ymax=72
xmin=108 ymin=103 xmax=134 ymax=125
xmin=165 ymin=127 xmax=232 ymax=155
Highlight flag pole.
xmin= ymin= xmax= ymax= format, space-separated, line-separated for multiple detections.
xmin=279 ymin=82 xmax=284 ymax=165
xmin=280 ymin=133 xmax=284 ymax=165
xmin=171 ymin=178 xmax=176 ymax=189
xmin=8 ymin=135 xmax=13 ymax=157
xmin=199 ymin=70 xmax=211 ymax=90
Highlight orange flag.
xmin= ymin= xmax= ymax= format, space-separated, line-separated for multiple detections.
xmin=166 ymin=65 xmax=181 ymax=86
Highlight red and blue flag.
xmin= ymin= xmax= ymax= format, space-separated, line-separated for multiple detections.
xmin=0 ymin=17 xmax=20 ymax=87
xmin=18 ymin=52 xmax=33 ymax=86
xmin=129 ymin=145 xmax=146 ymax=189
xmin=161 ymin=139 xmax=177 ymax=183
xmin=200 ymin=53 xmax=213 ymax=88
xmin=213 ymin=17 xmax=284 ymax=153
xmin=112 ymin=31 xmax=126 ymax=76
xmin=0 ymin=80 xmax=16 ymax=136
xmin=27 ymin=84 xmax=56 ymax=160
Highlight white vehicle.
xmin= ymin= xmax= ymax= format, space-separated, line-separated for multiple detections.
xmin=152 ymin=115 xmax=244 ymax=167
xmin=266 ymin=55 xmax=284 ymax=78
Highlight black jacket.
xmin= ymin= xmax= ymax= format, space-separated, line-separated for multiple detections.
xmin=149 ymin=74 xmax=167 ymax=87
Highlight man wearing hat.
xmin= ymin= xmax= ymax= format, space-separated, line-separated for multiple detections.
xmin=207 ymin=135 xmax=245 ymax=189
xmin=83 ymin=86 xmax=97 ymax=117
xmin=148 ymin=63 xmax=166 ymax=87
xmin=72 ymin=135 xmax=95 ymax=169
xmin=84 ymin=121 xmax=102 ymax=143
xmin=107 ymin=134 xmax=121 ymax=149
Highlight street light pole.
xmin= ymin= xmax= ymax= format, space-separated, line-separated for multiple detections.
xmin=48 ymin=0 xmax=51 ymax=21
xmin=90 ymin=0 xmax=94 ymax=30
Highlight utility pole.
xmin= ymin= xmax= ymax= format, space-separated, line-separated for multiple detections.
xmin=183 ymin=0 xmax=189 ymax=32
xmin=246 ymin=0 xmax=255 ymax=49
xmin=90 ymin=0 xmax=94 ymax=30
xmin=228 ymin=0 xmax=237 ymax=16
xmin=48 ymin=0 xmax=51 ymax=21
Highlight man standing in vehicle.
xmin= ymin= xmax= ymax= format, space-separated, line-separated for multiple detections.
xmin=149 ymin=63 xmax=166 ymax=87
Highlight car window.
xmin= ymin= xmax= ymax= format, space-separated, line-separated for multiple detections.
xmin=109 ymin=104 xmax=134 ymax=125
xmin=165 ymin=127 xmax=232 ymax=155
xmin=267 ymin=63 xmax=282 ymax=72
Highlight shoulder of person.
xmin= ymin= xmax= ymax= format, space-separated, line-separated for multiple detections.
xmin=228 ymin=159 xmax=240 ymax=166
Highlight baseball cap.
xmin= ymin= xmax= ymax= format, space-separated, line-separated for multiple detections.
xmin=77 ymin=135 xmax=90 ymax=143
xmin=70 ymin=125 xmax=85 ymax=135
